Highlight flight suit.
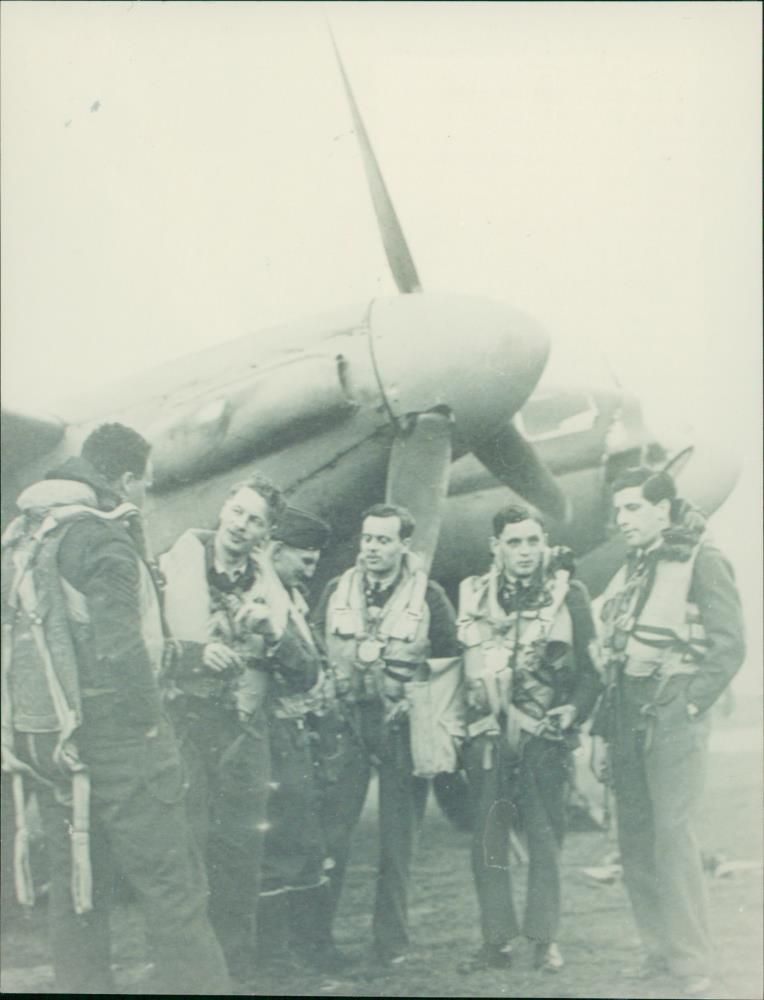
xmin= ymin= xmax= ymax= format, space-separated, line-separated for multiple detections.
xmin=161 ymin=531 xmax=318 ymax=982
xmin=596 ymin=540 xmax=745 ymax=979
xmin=3 ymin=462 xmax=230 ymax=995
xmin=315 ymin=562 xmax=459 ymax=960
xmin=459 ymin=568 xmax=600 ymax=950
xmin=256 ymin=585 xmax=324 ymax=963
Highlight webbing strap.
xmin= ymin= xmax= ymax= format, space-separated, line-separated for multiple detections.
xmin=26 ymin=608 xmax=81 ymax=769
xmin=629 ymin=623 xmax=709 ymax=660
xmin=70 ymin=772 xmax=93 ymax=914
xmin=12 ymin=773 xmax=34 ymax=908
xmin=1 ymin=504 xmax=113 ymax=914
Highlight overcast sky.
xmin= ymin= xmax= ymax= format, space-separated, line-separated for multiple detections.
xmin=2 ymin=1 xmax=761 ymax=677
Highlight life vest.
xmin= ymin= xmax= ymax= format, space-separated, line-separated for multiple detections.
xmin=406 ymin=656 xmax=465 ymax=777
xmin=324 ymin=556 xmax=431 ymax=704
xmin=457 ymin=566 xmax=573 ymax=747
xmin=268 ymin=583 xmax=325 ymax=720
xmin=600 ymin=545 xmax=707 ymax=679
xmin=160 ymin=530 xmax=281 ymax=717
xmin=1 ymin=481 xmax=146 ymax=916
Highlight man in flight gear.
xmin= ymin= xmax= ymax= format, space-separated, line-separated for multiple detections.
xmin=457 ymin=504 xmax=601 ymax=974
xmin=159 ymin=475 xmax=319 ymax=985
xmin=593 ymin=468 xmax=745 ymax=997
xmin=1 ymin=423 xmax=230 ymax=995
xmin=314 ymin=503 xmax=459 ymax=966
xmin=255 ymin=506 xmax=334 ymax=970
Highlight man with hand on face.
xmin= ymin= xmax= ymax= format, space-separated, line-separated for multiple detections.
xmin=457 ymin=504 xmax=600 ymax=975
xmin=593 ymin=468 xmax=745 ymax=997
xmin=314 ymin=503 xmax=459 ymax=967
xmin=159 ymin=476 xmax=320 ymax=985
xmin=255 ymin=507 xmax=334 ymax=971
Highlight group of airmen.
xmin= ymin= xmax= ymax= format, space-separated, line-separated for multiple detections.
xmin=0 ymin=421 xmax=745 ymax=996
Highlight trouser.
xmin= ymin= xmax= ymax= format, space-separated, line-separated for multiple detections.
xmin=19 ymin=719 xmax=230 ymax=995
xmin=308 ymin=699 xmax=417 ymax=958
xmin=260 ymin=715 xmax=326 ymax=896
xmin=256 ymin=714 xmax=326 ymax=961
xmin=611 ymin=684 xmax=712 ymax=978
xmin=464 ymin=734 xmax=569 ymax=947
xmin=173 ymin=700 xmax=271 ymax=982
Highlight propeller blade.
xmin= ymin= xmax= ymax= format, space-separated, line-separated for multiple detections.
xmin=471 ymin=422 xmax=570 ymax=523
xmin=328 ymin=24 xmax=422 ymax=294
xmin=385 ymin=410 xmax=453 ymax=571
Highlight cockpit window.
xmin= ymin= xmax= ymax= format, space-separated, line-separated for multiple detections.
xmin=516 ymin=390 xmax=599 ymax=441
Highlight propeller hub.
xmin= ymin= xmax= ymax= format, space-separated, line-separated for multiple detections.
xmin=367 ymin=293 xmax=549 ymax=447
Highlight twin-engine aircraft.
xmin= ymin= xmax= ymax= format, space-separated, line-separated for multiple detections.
xmin=1 ymin=32 xmax=739 ymax=603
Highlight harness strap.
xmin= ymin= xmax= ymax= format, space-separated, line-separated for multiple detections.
xmin=70 ymin=771 xmax=93 ymax=915
xmin=0 ymin=503 xmax=125 ymax=916
xmin=12 ymin=773 xmax=35 ymax=908
xmin=1 ymin=623 xmax=18 ymax=763
xmin=25 ymin=599 xmax=82 ymax=769
xmin=466 ymin=714 xmax=500 ymax=740
xmin=629 ymin=623 xmax=709 ymax=660
xmin=2 ymin=624 xmax=33 ymax=907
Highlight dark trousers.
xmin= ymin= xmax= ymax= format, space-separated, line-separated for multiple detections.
xmin=175 ymin=701 xmax=271 ymax=982
xmin=310 ymin=700 xmax=418 ymax=958
xmin=612 ymin=685 xmax=712 ymax=978
xmin=260 ymin=716 xmax=325 ymax=896
xmin=464 ymin=734 xmax=568 ymax=947
xmin=24 ymin=720 xmax=230 ymax=995
xmin=257 ymin=715 xmax=326 ymax=961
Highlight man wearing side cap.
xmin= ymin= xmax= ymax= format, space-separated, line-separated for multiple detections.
xmin=255 ymin=506 xmax=337 ymax=971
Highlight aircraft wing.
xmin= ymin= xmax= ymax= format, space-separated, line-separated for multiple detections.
xmin=1 ymin=407 xmax=66 ymax=476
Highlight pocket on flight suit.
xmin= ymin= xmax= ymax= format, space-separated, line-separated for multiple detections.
xmin=648 ymin=679 xmax=708 ymax=752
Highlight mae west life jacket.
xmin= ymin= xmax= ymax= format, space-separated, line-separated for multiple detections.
xmin=267 ymin=582 xmax=328 ymax=720
xmin=457 ymin=566 xmax=573 ymax=748
xmin=160 ymin=530 xmax=289 ymax=717
xmin=325 ymin=557 xmax=465 ymax=776
xmin=600 ymin=545 xmax=707 ymax=680
xmin=324 ymin=556 xmax=431 ymax=703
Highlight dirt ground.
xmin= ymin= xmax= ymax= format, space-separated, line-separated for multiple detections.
xmin=1 ymin=698 xmax=761 ymax=999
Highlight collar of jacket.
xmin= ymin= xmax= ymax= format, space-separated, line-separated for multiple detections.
xmin=44 ymin=456 xmax=123 ymax=511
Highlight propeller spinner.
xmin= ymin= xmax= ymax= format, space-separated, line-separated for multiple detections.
xmin=329 ymin=23 xmax=566 ymax=565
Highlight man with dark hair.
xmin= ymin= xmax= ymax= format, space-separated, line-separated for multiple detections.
xmin=80 ymin=421 xmax=152 ymax=484
xmin=159 ymin=475 xmax=318 ymax=985
xmin=457 ymin=503 xmax=600 ymax=975
xmin=1 ymin=423 xmax=230 ymax=994
xmin=314 ymin=502 xmax=459 ymax=965
xmin=594 ymin=467 xmax=745 ymax=996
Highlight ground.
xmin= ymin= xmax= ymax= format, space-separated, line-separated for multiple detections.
xmin=1 ymin=697 xmax=761 ymax=998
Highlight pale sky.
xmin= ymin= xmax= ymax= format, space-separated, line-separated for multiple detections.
xmin=2 ymin=1 xmax=761 ymax=678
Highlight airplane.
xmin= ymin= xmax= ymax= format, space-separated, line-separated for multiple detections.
xmin=1 ymin=26 xmax=740 ymax=846
xmin=0 ymin=30 xmax=738 ymax=597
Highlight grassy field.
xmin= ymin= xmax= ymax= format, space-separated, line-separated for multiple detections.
xmin=1 ymin=698 xmax=761 ymax=998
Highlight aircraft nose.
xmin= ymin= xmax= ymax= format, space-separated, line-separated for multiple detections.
xmin=663 ymin=437 xmax=742 ymax=516
xmin=367 ymin=293 xmax=550 ymax=446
